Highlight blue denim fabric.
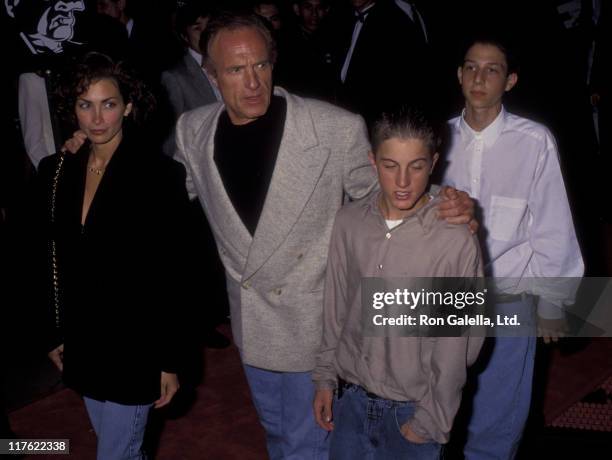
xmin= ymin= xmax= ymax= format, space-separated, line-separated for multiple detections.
xmin=83 ymin=397 xmax=152 ymax=460
xmin=329 ymin=384 xmax=442 ymax=460
xmin=464 ymin=297 xmax=537 ymax=460
xmin=242 ymin=364 xmax=330 ymax=460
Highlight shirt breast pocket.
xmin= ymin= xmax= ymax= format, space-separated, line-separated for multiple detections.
xmin=488 ymin=195 xmax=528 ymax=242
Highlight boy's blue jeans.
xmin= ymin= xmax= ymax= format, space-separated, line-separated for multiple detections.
xmin=464 ymin=297 xmax=537 ymax=459
xmin=329 ymin=383 xmax=442 ymax=460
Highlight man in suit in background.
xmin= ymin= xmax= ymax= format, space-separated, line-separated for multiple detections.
xmin=330 ymin=0 xmax=431 ymax=126
xmin=273 ymin=0 xmax=336 ymax=101
xmin=161 ymin=2 xmax=219 ymax=156
xmin=95 ymin=0 xmax=177 ymax=82
xmin=174 ymin=10 xmax=473 ymax=459
xmin=161 ymin=1 xmax=229 ymax=350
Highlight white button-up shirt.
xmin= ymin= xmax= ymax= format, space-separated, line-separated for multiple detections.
xmin=442 ymin=107 xmax=584 ymax=316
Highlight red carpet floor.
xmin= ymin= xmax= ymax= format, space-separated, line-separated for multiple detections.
xmin=8 ymin=326 xmax=268 ymax=459
xmin=545 ymin=338 xmax=612 ymax=429
xmin=8 ymin=329 xmax=612 ymax=459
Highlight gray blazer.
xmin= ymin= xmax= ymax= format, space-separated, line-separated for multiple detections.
xmin=161 ymin=53 xmax=217 ymax=156
xmin=175 ymin=87 xmax=377 ymax=372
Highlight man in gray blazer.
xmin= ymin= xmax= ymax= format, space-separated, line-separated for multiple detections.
xmin=174 ymin=11 xmax=472 ymax=460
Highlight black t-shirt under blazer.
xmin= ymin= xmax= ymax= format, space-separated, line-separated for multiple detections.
xmin=214 ymin=96 xmax=287 ymax=236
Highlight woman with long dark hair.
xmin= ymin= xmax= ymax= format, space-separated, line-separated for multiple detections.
xmin=36 ymin=52 xmax=191 ymax=459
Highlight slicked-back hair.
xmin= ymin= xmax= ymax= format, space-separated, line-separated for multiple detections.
xmin=199 ymin=10 xmax=277 ymax=74
xmin=371 ymin=106 xmax=441 ymax=156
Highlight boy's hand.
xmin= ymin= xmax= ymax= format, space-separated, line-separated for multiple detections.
xmin=313 ymin=388 xmax=334 ymax=431
xmin=437 ymin=186 xmax=478 ymax=233
xmin=400 ymin=423 xmax=428 ymax=444
xmin=61 ymin=130 xmax=88 ymax=154
xmin=538 ymin=316 xmax=568 ymax=344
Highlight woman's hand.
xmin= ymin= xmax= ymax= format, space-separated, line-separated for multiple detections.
xmin=60 ymin=130 xmax=88 ymax=154
xmin=48 ymin=344 xmax=64 ymax=371
xmin=154 ymin=372 xmax=180 ymax=409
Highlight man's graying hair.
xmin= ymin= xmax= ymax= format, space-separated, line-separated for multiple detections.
xmin=199 ymin=11 xmax=277 ymax=74
xmin=371 ymin=106 xmax=441 ymax=155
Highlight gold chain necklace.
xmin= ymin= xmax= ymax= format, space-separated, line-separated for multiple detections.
xmin=87 ymin=165 xmax=105 ymax=175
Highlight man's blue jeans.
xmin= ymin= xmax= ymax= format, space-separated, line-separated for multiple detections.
xmin=329 ymin=384 xmax=442 ymax=460
xmin=243 ymin=364 xmax=329 ymax=460
xmin=83 ymin=396 xmax=152 ymax=460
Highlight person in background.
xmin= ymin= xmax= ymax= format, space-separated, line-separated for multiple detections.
xmin=274 ymin=0 xmax=336 ymax=100
xmin=294 ymin=0 xmax=331 ymax=34
xmin=327 ymin=0 xmax=431 ymax=127
xmin=161 ymin=2 xmax=220 ymax=156
xmin=253 ymin=0 xmax=284 ymax=31
xmin=160 ymin=0 xmax=230 ymax=349
xmin=96 ymin=0 xmax=177 ymax=83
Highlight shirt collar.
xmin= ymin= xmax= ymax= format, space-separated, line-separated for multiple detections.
xmin=459 ymin=105 xmax=506 ymax=148
xmin=354 ymin=2 xmax=376 ymax=20
xmin=394 ymin=0 xmax=415 ymax=20
xmin=367 ymin=191 xmax=440 ymax=233
xmin=126 ymin=18 xmax=134 ymax=37
xmin=188 ymin=47 xmax=203 ymax=66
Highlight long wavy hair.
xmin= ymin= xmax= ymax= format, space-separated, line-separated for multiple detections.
xmin=55 ymin=52 xmax=156 ymax=131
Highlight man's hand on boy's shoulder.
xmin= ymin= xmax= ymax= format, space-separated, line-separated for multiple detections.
xmin=61 ymin=130 xmax=88 ymax=154
xmin=400 ymin=423 xmax=428 ymax=444
xmin=313 ymin=388 xmax=335 ymax=431
xmin=437 ymin=186 xmax=478 ymax=234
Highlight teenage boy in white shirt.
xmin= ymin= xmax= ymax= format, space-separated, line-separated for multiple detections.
xmin=442 ymin=36 xmax=584 ymax=459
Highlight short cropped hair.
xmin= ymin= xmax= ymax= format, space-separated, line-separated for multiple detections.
xmin=175 ymin=2 xmax=213 ymax=38
xmin=461 ymin=33 xmax=520 ymax=75
xmin=199 ymin=11 xmax=277 ymax=74
xmin=371 ymin=106 xmax=441 ymax=155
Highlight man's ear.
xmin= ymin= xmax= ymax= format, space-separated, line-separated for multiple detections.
xmin=368 ymin=151 xmax=377 ymax=169
xmin=457 ymin=66 xmax=463 ymax=85
xmin=505 ymin=72 xmax=518 ymax=92
xmin=124 ymin=102 xmax=133 ymax=117
xmin=430 ymin=153 xmax=439 ymax=174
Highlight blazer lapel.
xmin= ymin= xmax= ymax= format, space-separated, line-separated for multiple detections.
xmin=81 ymin=139 xmax=131 ymax=230
xmin=243 ymin=88 xmax=329 ymax=279
xmin=188 ymin=106 xmax=253 ymax=259
xmin=56 ymin=149 xmax=88 ymax=232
